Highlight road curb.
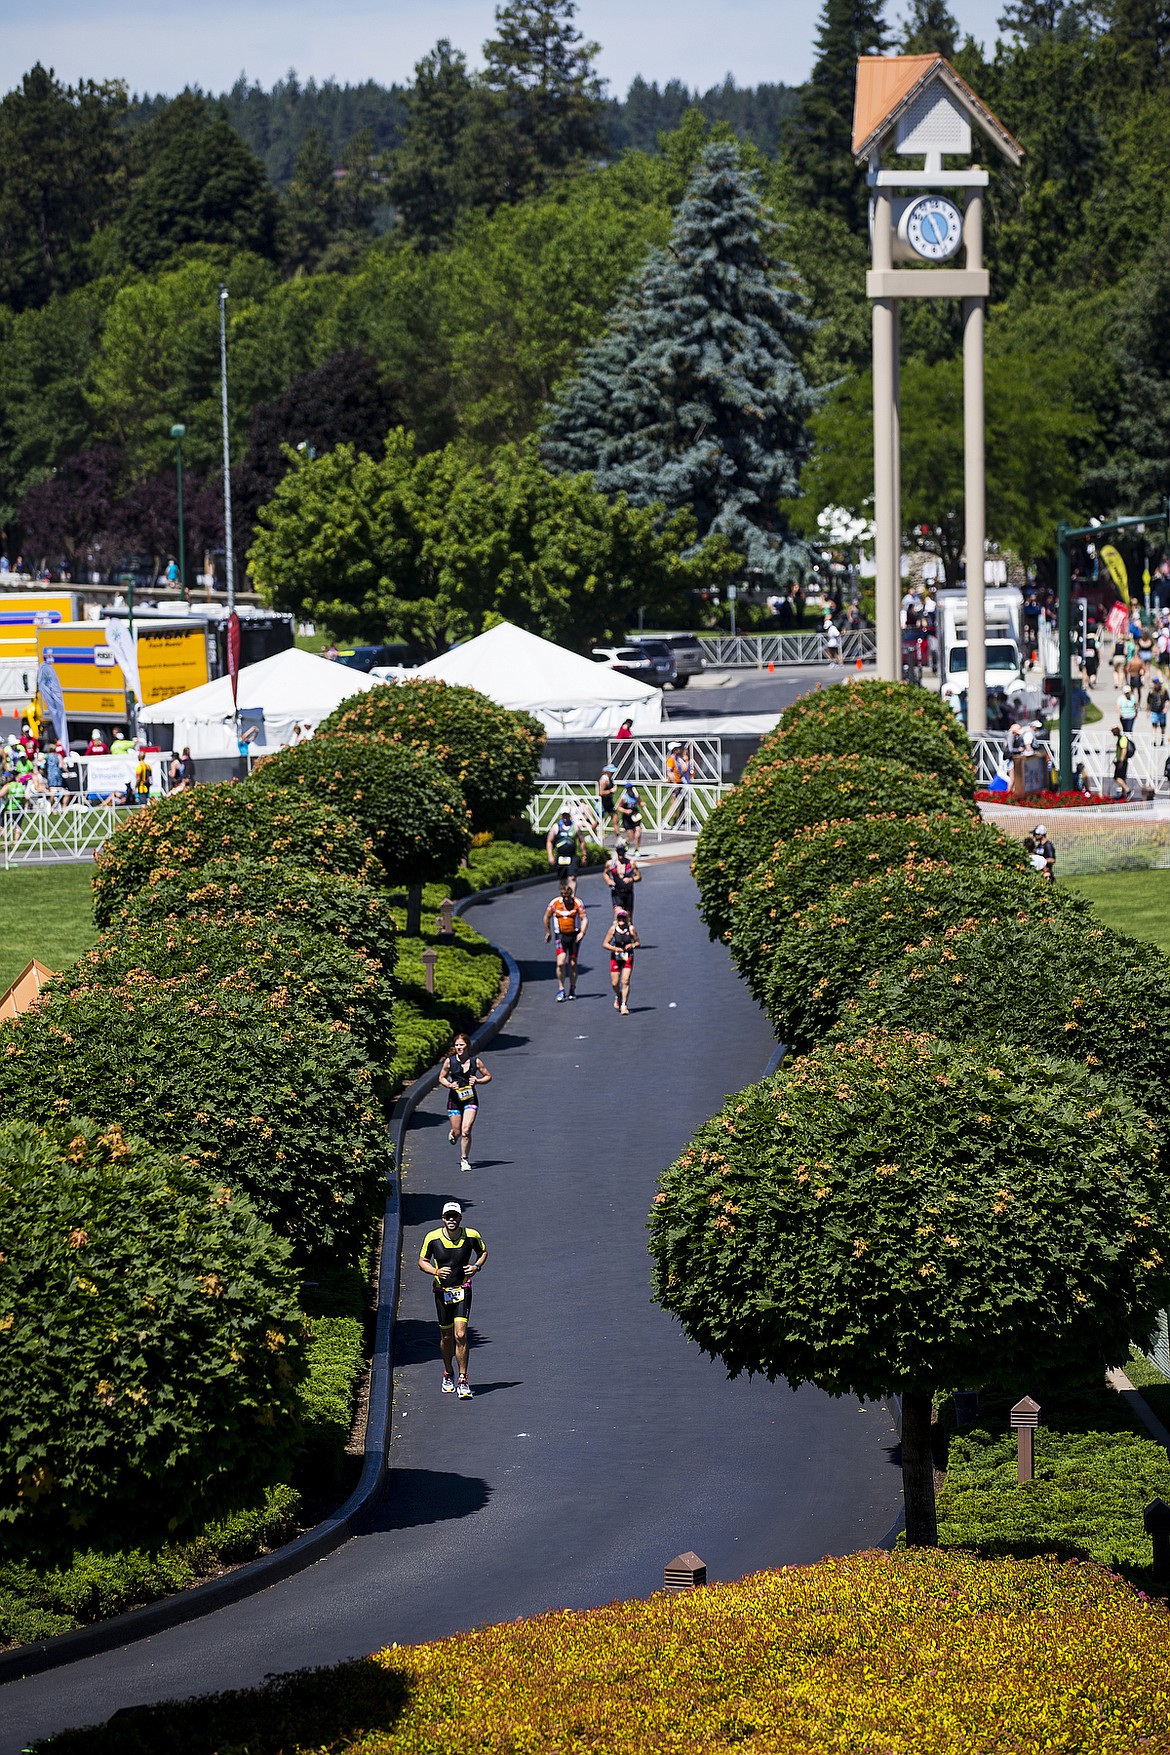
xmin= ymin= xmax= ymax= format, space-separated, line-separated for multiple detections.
xmin=0 ymin=910 xmax=522 ymax=1686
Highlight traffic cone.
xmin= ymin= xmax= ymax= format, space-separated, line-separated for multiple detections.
xmin=856 ymin=657 xmax=863 ymax=670
xmin=767 ymin=661 xmax=774 ymax=673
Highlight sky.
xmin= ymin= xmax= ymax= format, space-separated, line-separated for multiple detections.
xmin=9 ymin=0 xmax=1010 ymax=99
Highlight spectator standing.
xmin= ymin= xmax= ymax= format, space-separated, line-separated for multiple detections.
xmin=616 ymin=718 xmax=634 ymax=741
xmin=1118 ymin=687 xmax=1138 ymax=735
xmin=1149 ymin=677 xmax=1168 ymax=747
xmin=823 ymin=615 xmax=841 ymax=667
xmin=1113 ymin=726 xmax=1134 ymax=799
xmin=134 ymin=747 xmax=152 ymax=803
xmin=597 ymin=763 xmax=617 ymax=836
xmin=84 ymin=728 xmax=109 ymax=756
xmin=1032 ymin=822 xmax=1056 ymax=881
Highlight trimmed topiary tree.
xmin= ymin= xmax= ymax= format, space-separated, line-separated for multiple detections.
xmin=766 ymin=678 xmax=970 ymax=763
xmin=0 ymin=982 xmax=391 ymax=1267
xmin=249 ymin=733 xmax=470 ymax=932
xmin=839 ymin=914 xmax=1170 ymax=1139
xmin=69 ymin=917 xmax=392 ymax=1057
xmin=649 ymin=1029 xmax=1170 ymax=1544
xmin=92 ymin=785 xmax=374 ymax=928
xmin=317 ymin=678 xmax=544 ymax=833
xmin=0 ymin=1117 xmax=303 ymax=1552
xmin=693 ymin=753 xmax=975 ymax=943
xmin=114 ymin=859 xmax=397 ymax=977
xmin=734 ymin=859 xmax=1088 ymax=1051
xmin=728 ymin=814 xmax=1028 ymax=958
xmin=761 ymin=694 xmax=976 ymax=799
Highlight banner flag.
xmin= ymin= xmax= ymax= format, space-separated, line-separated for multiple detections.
xmin=1099 ymin=544 xmax=1129 ymax=604
xmin=226 ymin=612 xmax=242 ymax=709
xmin=103 ymin=620 xmax=142 ymax=697
xmin=35 ymin=661 xmax=70 ymax=750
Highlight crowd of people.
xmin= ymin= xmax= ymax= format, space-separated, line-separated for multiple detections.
xmin=0 ymin=717 xmax=204 ymax=843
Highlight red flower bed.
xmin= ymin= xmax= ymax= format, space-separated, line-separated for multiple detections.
xmin=976 ymin=788 xmax=1114 ymax=808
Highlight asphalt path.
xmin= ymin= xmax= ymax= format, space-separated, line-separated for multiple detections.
xmin=1 ymin=862 xmax=900 ymax=1752
xmin=663 ymin=661 xmax=869 ymax=719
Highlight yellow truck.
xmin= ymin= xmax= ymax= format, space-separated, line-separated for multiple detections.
xmin=35 ymin=621 xmax=212 ymax=730
xmin=0 ymin=592 xmax=80 ymax=710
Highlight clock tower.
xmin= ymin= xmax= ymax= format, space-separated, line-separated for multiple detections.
xmin=852 ymin=57 xmax=1022 ymax=734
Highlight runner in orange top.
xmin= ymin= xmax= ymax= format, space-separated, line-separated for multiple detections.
xmin=543 ymin=878 xmax=588 ymax=1002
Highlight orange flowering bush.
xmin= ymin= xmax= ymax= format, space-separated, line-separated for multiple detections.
xmin=769 ymin=676 xmax=971 ymax=761
xmin=40 ymin=1552 xmax=1170 ymax=1753
xmin=761 ymin=684 xmax=977 ymax=798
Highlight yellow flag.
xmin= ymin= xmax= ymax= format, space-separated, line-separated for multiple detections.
xmin=1100 ymin=544 xmax=1129 ymax=603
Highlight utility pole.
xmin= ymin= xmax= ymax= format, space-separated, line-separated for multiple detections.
xmin=171 ymin=423 xmax=187 ymax=603
xmin=218 ymin=285 xmax=235 ymax=614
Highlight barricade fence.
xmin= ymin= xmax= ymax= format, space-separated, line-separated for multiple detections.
xmin=528 ymin=779 xmax=726 ymax=842
xmin=1 ymin=804 xmax=119 ymax=868
xmin=979 ymin=800 xmax=1170 ymax=875
xmin=606 ymin=734 xmax=726 ymax=786
xmin=697 ymin=630 xmax=875 ymax=668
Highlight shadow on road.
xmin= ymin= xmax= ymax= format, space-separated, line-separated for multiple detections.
xmin=370 ymin=1467 xmax=491 ymax=1532
xmin=400 ymin=1192 xmax=451 ymax=1229
xmin=395 ymin=1319 xmax=494 ymax=1366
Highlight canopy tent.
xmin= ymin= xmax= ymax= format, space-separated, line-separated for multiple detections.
xmin=415 ymin=622 xmax=663 ymax=734
xmin=144 ymin=647 xmax=378 ymax=757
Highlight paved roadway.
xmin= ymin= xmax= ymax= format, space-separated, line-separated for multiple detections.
xmin=1 ymin=862 xmax=900 ymax=1753
xmin=662 ymin=662 xmax=855 ymax=720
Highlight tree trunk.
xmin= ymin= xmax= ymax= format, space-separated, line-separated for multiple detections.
xmin=900 ymin=1389 xmax=938 ymax=1547
xmin=406 ymin=881 xmax=423 ymax=937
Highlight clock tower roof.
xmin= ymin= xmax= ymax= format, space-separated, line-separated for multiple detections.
xmin=852 ymin=54 xmax=1023 ymax=167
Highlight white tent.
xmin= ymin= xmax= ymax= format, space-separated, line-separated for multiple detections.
xmin=415 ymin=622 xmax=663 ymax=735
xmin=150 ymin=647 xmax=378 ymax=757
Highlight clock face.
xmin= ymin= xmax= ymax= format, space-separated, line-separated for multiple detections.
xmin=905 ymin=197 xmax=963 ymax=262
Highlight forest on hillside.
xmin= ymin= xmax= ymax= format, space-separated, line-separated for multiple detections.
xmin=0 ymin=0 xmax=1166 ymax=646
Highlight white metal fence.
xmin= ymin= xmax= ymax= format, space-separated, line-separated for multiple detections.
xmin=606 ymin=734 xmax=727 ymax=785
xmin=1 ymin=804 xmax=118 ymax=868
xmin=697 ymin=630 xmax=875 ymax=668
xmin=969 ymin=729 xmax=1170 ymax=795
xmin=528 ymin=779 xmax=725 ymax=842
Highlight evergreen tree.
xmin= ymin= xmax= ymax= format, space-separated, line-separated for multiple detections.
xmin=996 ymin=1 xmax=1088 ymax=39
xmin=279 ymin=127 xmax=339 ymax=272
xmin=386 ymin=40 xmax=488 ymax=248
xmin=1093 ymin=215 xmax=1170 ymax=512
xmin=543 ymin=142 xmax=817 ymax=581
xmin=789 ymin=0 xmax=889 ymax=233
xmin=900 ymin=0 xmax=960 ymax=56
xmin=119 ymin=108 xmax=277 ymax=272
xmin=480 ymin=0 xmax=607 ymax=199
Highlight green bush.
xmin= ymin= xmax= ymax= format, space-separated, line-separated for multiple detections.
xmin=0 ymin=1118 xmax=303 ymax=1553
xmin=386 ymin=1000 xmax=456 ymax=1096
xmin=249 ymin=734 xmax=471 ymax=887
xmin=65 ymin=916 xmax=392 ymax=1057
xmin=317 ymin=677 xmax=545 ymax=832
xmin=449 ymin=839 xmax=548 ymax=895
xmin=0 ymin=982 xmax=391 ymax=1267
xmin=762 ymin=693 xmax=976 ymax=799
xmin=729 ymin=813 xmax=1028 ymax=934
xmin=738 ymin=860 xmax=1087 ymax=1051
xmin=839 ymin=914 xmax=1170 ymax=1136
xmin=765 ymin=678 xmax=971 ymax=762
xmin=299 ymin=1316 xmax=365 ymax=1493
xmin=115 ymin=859 xmax=398 ymax=977
xmin=649 ymin=1029 xmax=1170 ymax=1396
xmin=394 ymin=936 xmax=502 ymax=1035
xmin=92 ymin=785 xmax=374 ymax=928
xmin=693 ymin=753 xmax=975 ymax=943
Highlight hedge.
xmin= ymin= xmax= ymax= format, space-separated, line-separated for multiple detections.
xmin=693 ymin=753 xmax=976 ymax=944
xmin=35 ymin=1552 xmax=1170 ymax=1755
xmin=765 ymin=676 xmax=971 ymax=758
xmin=0 ymin=1118 xmax=303 ymax=1554
xmin=839 ymin=913 xmax=1170 ymax=1136
xmin=728 ymin=812 xmax=1028 ymax=937
xmin=0 ymin=981 xmax=391 ymax=1267
xmin=92 ymin=786 xmax=375 ymax=928
xmin=317 ymin=677 xmax=544 ymax=833
xmin=762 ymin=690 xmax=976 ymax=799
xmin=115 ymin=859 xmax=398 ymax=977
xmin=735 ymin=859 xmax=1087 ymax=1051
xmin=249 ymin=734 xmax=471 ymax=887
xmin=64 ymin=916 xmax=392 ymax=1058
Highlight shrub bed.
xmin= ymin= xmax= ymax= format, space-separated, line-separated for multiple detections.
xmin=735 ymin=860 xmax=1085 ymax=1050
xmin=447 ymin=839 xmax=548 ymax=895
xmin=394 ymin=936 xmax=503 ymax=1035
xmin=693 ymin=754 xmax=973 ymax=943
xmin=65 ymin=917 xmax=392 ymax=1057
xmin=728 ymin=812 xmax=1028 ymax=934
xmin=838 ymin=914 xmax=1170 ymax=1136
xmin=766 ymin=676 xmax=971 ymax=762
xmin=249 ymin=734 xmax=471 ymax=886
xmin=115 ymin=860 xmax=398 ymax=977
xmin=0 ymin=983 xmax=391 ymax=1266
xmin=0 ymin=1118 xmax=303 ymax=1554
xmin=92 ymin=786 xmax=374 ymax=928
xmin=36 ymin=1552 xmax=1170 ymax=1755
xmin=762 ymin=690 xmax=976 ymax=798
xmin=318 ymin=678 xmax=544 ymax=832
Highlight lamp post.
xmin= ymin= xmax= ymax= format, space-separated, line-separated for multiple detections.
xmin=218 ymin=285 xmax=235 ymax=614
xmin=170 ymin=423 xmax=187 ymax=603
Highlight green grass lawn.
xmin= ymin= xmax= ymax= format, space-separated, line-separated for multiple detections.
xmin=1062 ymin=869 xmax=1170 ymax=955
xmin=0 ymin=863 xmax=98 ymax=995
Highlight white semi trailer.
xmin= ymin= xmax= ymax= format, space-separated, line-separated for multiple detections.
xmin=935 ymin=586 xmax=1027 ymax=715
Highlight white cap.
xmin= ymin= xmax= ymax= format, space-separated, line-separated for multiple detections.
xmin=442 ymin=1200 xmax=462 ymax=1218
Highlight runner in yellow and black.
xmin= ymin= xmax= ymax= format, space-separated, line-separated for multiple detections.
xmin=543 ymin=878 xmax=587 ymax=1002
xmin=418 ymin=1200 xmax=487 ymax=1399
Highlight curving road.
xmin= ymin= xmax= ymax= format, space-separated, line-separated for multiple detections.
xmin=1 ymin=861 xmax=900 ymax=1753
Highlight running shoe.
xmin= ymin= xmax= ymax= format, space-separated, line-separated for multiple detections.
xmin=457 ymin=1377 xmax=473 ymax=1400
xmin=442 ymin=1371 xmax=455 ymax=1394
xmin=567 ymin=990 xmax=576 ymax=1000
xmin=461 ymin=1157 xmax=472 ymax=1172
xmin=556 ymin=990 xmax=565 ymax=1003
xmin=620 ymin=1005 xmax=630 ymax=1015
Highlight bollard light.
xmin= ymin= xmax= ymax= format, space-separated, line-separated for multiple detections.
xmin=1144 ymin=1498 xmax=1170 ymax=1580
xmin=1010 ymin=1395 xmax=1040 ymax=1483
xmin=664 ymin=1551 xmax=706 ymax=1592
xmin=436 ymin=898 xmax=455 ymax=942
xmin=421 ymin=946 xmax=438 ymax=995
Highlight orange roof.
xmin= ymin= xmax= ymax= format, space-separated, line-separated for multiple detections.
xmin=852 ymin=54 xmax=1023 ymax=164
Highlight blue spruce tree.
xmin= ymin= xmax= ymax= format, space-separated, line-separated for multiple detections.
xmin=542 ymin=142 xmax=816 ymax=581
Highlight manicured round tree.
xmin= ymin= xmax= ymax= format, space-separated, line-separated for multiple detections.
xmin=764 ymin=678 xmax=970 ymax=764
xmin=115 ymin=858 xmax=397 ymax=976
xmin=649 ymin=1029 xmax=1170 ymax=1544
xmin=840 ymin=914 xmax=1170 ymax=1138
xmin=729 ymin=813 xmax=1028 ymax=933
xmin=693 ymin=753 xmax=975 ymax=943
xmin=761 ymin=694 xmax=976 ymax=799
xmin=70 ymin=917 xmax=392 ymax=1056
xmin=92 ymin=784 xmax=374 ymax=928
xmin=737 ymin=859 xmax=1087 ymax=1050
xmin=0 ymin=980 xmax=391 ymax=1267
xmin=249 ymin=733 xmax=470 ymax=931
xmin=317 ymin=678 xmax=545 ymax=833
xmin=0 ymin=1117 xmax=303 ymax=1552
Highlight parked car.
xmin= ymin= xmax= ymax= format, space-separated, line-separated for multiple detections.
xmin=626 ymin=632 xmax=706 ymax=688
xmin=334 ymin=642 xmax=418 ymax=672
xmin=619 ymin=637 xmax=678 ymax=686
xmin=591 ymin=644 xmax=671 ymax=687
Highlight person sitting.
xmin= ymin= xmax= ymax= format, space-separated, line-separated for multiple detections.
xmin=84 ymin=727 xmax=109 ymax=756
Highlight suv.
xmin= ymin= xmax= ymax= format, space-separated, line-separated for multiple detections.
xmin=627 ymin=633 xmax=705 ymax=688
xmin=591 ymin=644 xmax=671 ymax=687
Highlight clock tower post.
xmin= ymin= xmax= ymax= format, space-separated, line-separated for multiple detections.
xmin=852 ymin=58 xmax=1022 ymax=734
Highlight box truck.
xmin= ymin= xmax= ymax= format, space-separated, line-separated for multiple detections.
xmin=935 ymin=587 xmax=1027 ymax=713
xmin=0 ymin=591 xmax=80 ymax=710
xmin=36 ymin=621 xmax=213 ymax=733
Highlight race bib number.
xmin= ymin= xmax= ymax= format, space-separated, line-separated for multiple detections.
xmin=456 ymin=1085 xmax=474 ymax=1103
xmin=557 ymin=853 xmax=572 ymax=866
xmin=443 ymin=1284 xmax=466 ymax=1305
